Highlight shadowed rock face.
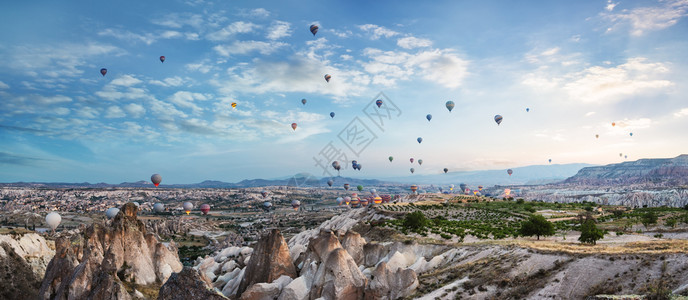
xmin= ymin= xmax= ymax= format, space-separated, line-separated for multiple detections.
xmin=38 ymin=202 xmax=183 ymax=300
xmin=0 ymin=243 xmax=41 ymax=300
xmin=341 ymin=231 xmax=366 ymax=266
xmin=237 ymin=229 xmax=297 ymax=296
xmin=158 ymin=267 xmax=228 ymax=300
xmin=365 ymin=262 xmax=418 ymax=300
xmin=310 ymin=248 xmax=367 ymax=300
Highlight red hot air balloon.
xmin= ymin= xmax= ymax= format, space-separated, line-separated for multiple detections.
xmin=291 ymin=123 xmax=297 ymax=131
xmin=200 ymin=204 xmax=210 ymax=215
xmin=344 ymin=183 xmax=350 ymax=190
xmin=507 ymin=169 xmax=513 ymax=176
xmin=100 ymin=68 xmax=107 ymax=76
xmin=160 ymin=56 xmax=165 ymax=63
xmin=375 ymin=99 xmax=383 ymax=108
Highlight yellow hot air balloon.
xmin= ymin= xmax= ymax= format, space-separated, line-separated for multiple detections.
xmin=231 ymin=102 xmax=237 ymax=108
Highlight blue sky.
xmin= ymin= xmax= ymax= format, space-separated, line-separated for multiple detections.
xmin=1 ymin=0 xmax=687 ymax=183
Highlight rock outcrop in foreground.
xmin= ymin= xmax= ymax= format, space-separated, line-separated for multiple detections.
xmin=158 ymin=267 xmax=227 ymax=300
xmin=38 ymin=202 xmax=183 ymax=299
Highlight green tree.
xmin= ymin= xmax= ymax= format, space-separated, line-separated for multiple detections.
xmin=403 ymin=211 xmax=429 ymax=232
xmin=578 ymin=219 xmax=604 ymax=245
xmin=518 ymin=215 xmax=555 ymax=240
xmin=642 ymin=211 xmax=658 ymax=229
xmin=665 ymin=218 xmax=677 ymax=228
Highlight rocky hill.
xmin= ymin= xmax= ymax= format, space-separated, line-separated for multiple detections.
xmin=564 ymin=154 xmax=688 ymax=186
xmin=0 ymin=233 xmax=54 ymax=300
xmin=38 ymin=202 xmax=183 ymax=299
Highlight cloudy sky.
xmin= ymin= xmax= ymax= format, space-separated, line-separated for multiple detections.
xmin=1 ymin=0 xmax=687 ymax=183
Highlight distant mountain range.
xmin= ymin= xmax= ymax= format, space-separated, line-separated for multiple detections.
xmin=2 ymin=156 xmax=686 ymax=188
xmin=563 ymin=154 xmax=688 ymax=186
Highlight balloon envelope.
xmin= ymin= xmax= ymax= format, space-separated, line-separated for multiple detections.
xmin=261 ymin=190 xmax=269 ymax=198
xmin=357 ymin=185 xmax=363 ymax=192
xmin=324 ymin=74 xmax=331 ymax=82
xmin=375 ymin=99 xmax=383 ymax=108
xmin=45 ymin=212 xmax=61 ymax=230
xmin=153 ymin=203 xmax=164 ymax=213
xmin=151 ymin=174 xmax=162 ymax=187
xmin=426 ymin=114 xmax=432 ymax=121
xmin=446 ymin=101 xmax=455 ymax=112
xmin=106 ymin=208 xmax=119 ymax=219
xmin=344 ymin=183 xmax=350 ymax=190
xmin=291 ymin=200 xmax=301 ymax=211
xmin=410 ymin=168 xmax=415 ymax=174
xmin=100 ymin=68 xmax=107 ymax=76
xmin=327 ymin=180 xmax=333 ymax=187
xmin=410 ymin=158 xmax=414 ymax=163
xmin=291 ymin=123 xmax=297 ymax=131
xmin=417 ymin=137 xmax=423 ymax=144
xmin=231 ymin=102 xmax=237 ymax=108
xmin=301 ymin=98 xmax=307 ymax=105
xmin=526 ymin=108 xmax=530 ymax=112
xmin=443 ymin=168 xmax=448 ymax=173
xmin=388 ymin=156 xmax=393 ymax=162
xmin=159 ymin=56 xmax=165 ymax=63
xmin=336 ymin=197 xmax=344 ymax=205
xmin=183 ymin=202 xmax=193 ymax=214
xmin=410 ymin=185 xmax=418 ymax=192
xmin=310 ymin=24 xmax=319 ymax=36
xmin=200 ymin=204 xmax=210 ymax=215
xmin=330 ymin=112 xmax=335 ymax=118
xmin=507 ymin=169 xmax=513 ymax=176
xmin=494 ymin=115 xmax=503 ymax=125
xmin=418 ymin=159 xmax=423 ymax=165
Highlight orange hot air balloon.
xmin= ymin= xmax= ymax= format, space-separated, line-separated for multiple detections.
xmin=291 ymin=123 xmax=297 ymax=131
xmin=373 ymin=196 xmax=382 ymax=204
xmin=231 ymin=102 xmax=237 ymax=108
xmin=410 ymin=185 xmax=418 ymax=193
xmin=504 ymin=189 xmax=511 ymax=196
xmin=611 ymin=122 xmax=616 ymax=127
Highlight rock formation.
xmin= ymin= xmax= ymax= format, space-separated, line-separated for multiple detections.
xmin=0 ymin=242 xmax=41 ymax=300
xmin=237 ymin=229 xmax=296 ymax=296
xmin=158 ymin=267 xmax=228 ymax=300
xmin=0 ymin=232 xmax=55 ymax=279
xmin=38 ymin=202 xmax=183 ymax=299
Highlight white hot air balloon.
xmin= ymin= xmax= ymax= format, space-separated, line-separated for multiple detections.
xmin=45 ymin=212 xmax=61 ymax=231
xmin=106 ymin=207 xmax=120 ymax=219
xmin=153 ymin=203 xmax=164 ymax=213
xmin=183 ymin=202 xmax=194 ymax=215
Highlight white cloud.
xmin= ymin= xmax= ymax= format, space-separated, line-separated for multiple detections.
xmin=152 ymin=13 xmax=204 ymax=29
xmin=168 ymin=91 xmax=208 ymax=114
xmin=98 ymin=29 xmax=156 ymax=45
xmin=358 ymin=24 xmax=399 ymax=40
xmin=207 ymin=21 xmax=258 ymax=41
xmin=611 ymin=118 xmax=652 ymax=130
xmin=186 ymin=61 xmax=214 ymax=74
xmin=213 ymin=41 xmax=287 ymax=57
xmin=603 ymin=0 xmax=688 ymax=35
xmin=110 ymin=75 xmax=142 ymax=87
xmin=105 ymin=106 xmax=126 ymax=118
xmin=124 ymin=103 xmax=146 ymax=118
xmin=523 ymin=57 xmax=673 ymax=103
xmin=361 ymin=48 xmax=469 ymax=88
xmin=585 ymin=111 xmax=596 ymax=117
xmin=246 ymin=8 xmax=270 ymax=18
xmin=76 ymin=106 xmax=99 ymax=119
xmin=150 ymin=76 xmax=186 ymax=87
xmin=328 ymin=29 xmax=353 ymax=38
xmin=397 ymin=36 xmax=432 ymax=49
xmin=606 ymin=0 xmax=618 ymax=11
xmin=673 ymin=108 xmax=688 ymax=118
xmin=149 ymin=99 xmax=187 ymax=121
xmin=0 ymin=81 xmax=9 ymax=89
xmin=267 ymin=21 xmax=291 ymax=40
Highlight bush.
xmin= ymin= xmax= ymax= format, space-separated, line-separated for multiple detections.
xmin=665 ymin=218 xmax=677 ymax=228
xmin=642 ymin=211 xmax=658 ymax=228
xmin=519 ymin=215 xmax=555 ymax=240
xmin=403 ymin=211 xmax=429 ymax=232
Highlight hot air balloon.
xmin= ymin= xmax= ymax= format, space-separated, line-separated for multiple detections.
xmin=332 ymin=161 xmax=341 ymax=171
xmin=619 ymin=153 xmax=623 ymax=157
xmin=624 ymin=155 xmax=628 ymax=159
xmin=350 ymin=197 xmax=360 ymax=208
xmin=231 ymin=102 xmax=237 ymax=108
xmin=494 ymin=115 xmax=503 ymax=125
xmin=389 ymin=156 xmax=393 ymax=162
xmin=375 ymin=99 xmax=383 ymax=108
xmin=151 ymin=174 xmax=162 ymax=187
xmin=336 ymin=197 xmax=344 ymax=206
xmin=373 ymin=196 xmax=382 ymax=204
xmin=261 ymin=190 xmax=269 ymax=198
xmin=504 ymin=188 xmax=511 ymax=196
xmin=310 ymin=24 xmax=319 ymax=36
xmin=630 ymin=132 xmax=633 ymax=137
xmin=370 ymin=188 xmax=376 ymax=195
xmin=478 ymin=185 xmax=483 ymax=191
xmin=291 ymin=200 xmax=301 ymax=211
xmin=183 ymin=202 xmax=193 ymax=215
xmin=595 ymin=134 xmax=599 ymax=139
xmin=410 ymin=168 xmax=415 ymax=174
xmin=410 ymin=158 xmax=414 ymax=163
xmin=327 ymin=179 xmax=333 ymax=187
xmin=418 ymin=159 xmax=423 ymax=165
xmin=153 ymin=203 xmax=164 ymax=213
xmin=291 ymin=123 xmax=297 ymax=131
xmin=301 ymin=98 xmax=307 ymax=105
xmin=330 ymin=112 xmax=335 ymax=118
xmin=612 ymin=122 xmax=616 ymax=127
xmin=100 ymin=68 xmax=107 ymax=76
xmin=263 ymin=201 xmax=272 ymax=210
xmin=460 ymin=183 xmax=467 ymax=192
xmin=344 ymin=183 xmax=350 ymax=190
xmin=45 ymin=212 xmax=61 ymax=231
xmin=160 ymin=56 xmax=165 ymax=63
xmin=443 ymin=168 xmax=448 ymax=173
xmin=410 ymin=185 xmax=418 ymax=193
xmin=200 ymin=204 xmax=210 ymax=215
xmin=106 ymin=208 xmax=120 ymax=219
xmin=507 ymin=169 xmax=513 ymax=176
xmin=324 ymin=74 xmax=331 ymax=82
xmin=449 ymin=184 xmax=454 ymax=191
xmin=417 ymin=137 xmax=423 ymax=144
xmin=548 ymin=159 xmax=552 ymax=164
xmin=355 ymin=163 xmax=362 ymax=171
xmin=526 ymin=108 xmax=530 ymax=112
xmin=446 ymin=101 xmax=455 ymax=112
xmin=357 ymin=185 xmax=363 ymax=192
xmin=473 ymin=190 xmax=478 ymax=195
xmin=360 ymin=198 xmax=369 ymax=207
xmin=352 ymin=160 xmax=358 ymax=169
xmin=426 ymin=114 xmax=432 ymax=121
xmin=343 ymin=196 xmax=351 ymax=205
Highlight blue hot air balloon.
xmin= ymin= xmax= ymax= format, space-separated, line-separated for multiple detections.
xmin=417 ymin=137 xmax=423 ymax=144
xmin=494 ymin=115 xmax=503 ymax=125
xmin=330 ymin=112 xmax=335 ymax=118
xmin=526 ymin=108 xmax=530 ymax=112
xmin=426 ymin=114 xmax=432 ymax=121
xmin=375 ymin=99 xmax=383 ymax=108
xmin=310 ymin=25 xmax=319 ymax=36
xmin=446 ymin=101 xmax=455 ymax=112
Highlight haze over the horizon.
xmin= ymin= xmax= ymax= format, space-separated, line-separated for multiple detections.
xmin=1 ymin=0 xmax=687 ymax=184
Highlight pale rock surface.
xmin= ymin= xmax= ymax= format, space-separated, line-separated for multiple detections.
xmin=237 ymin=229 xmax=297 ymax=296
xmin=278 ymin=276 xmax=308 ymax=300
xmin=341 ymin=231 xmax=366 ymax=265
xmin=158 ymin=267 xmax=228 ymax=300
xmin=310 ymin=248 xmax=367 ymax=300
xmin=365 ymin=262 xmax=418 ymax=300
xmin=239 ymin=282 xmax=281 ymax=300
